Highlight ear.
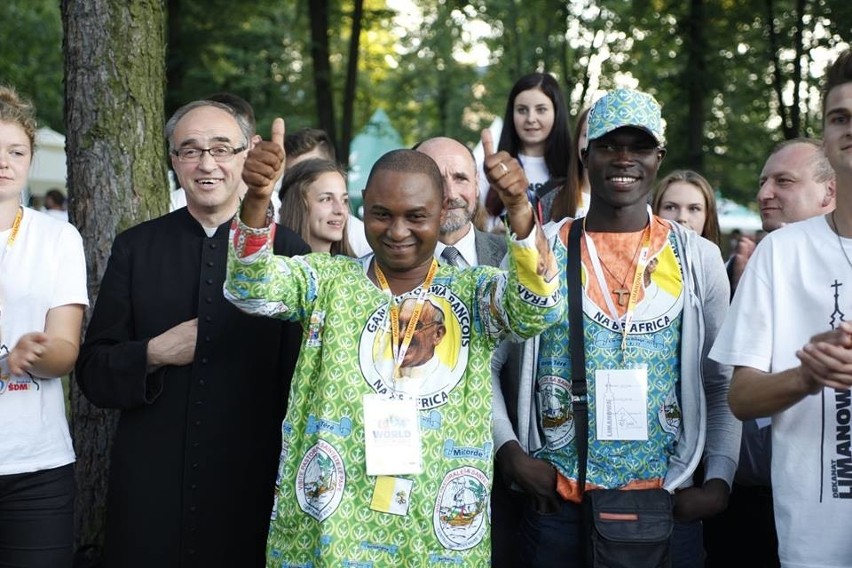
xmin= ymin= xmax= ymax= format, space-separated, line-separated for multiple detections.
xmin=823 ymin=178 xmax=837 ymax=207
xmin=580 ymin=148 xmax=589 ymax=169
xmin=657 ymin=147 xmax=667 ymax=163
xmin=434 ymin=324 xmax=447 ymax=343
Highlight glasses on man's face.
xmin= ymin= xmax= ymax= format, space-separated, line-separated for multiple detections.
xmin=172 ymin=145 xmax=246 ymax=163
xmin=398 ymin=320 xmax=441 ymax=334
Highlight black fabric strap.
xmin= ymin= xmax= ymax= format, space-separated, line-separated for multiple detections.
xmin=567 ymin=219 xmax=588 ymax=492
xmin=536 ymin=178 xmax=561 ymax=199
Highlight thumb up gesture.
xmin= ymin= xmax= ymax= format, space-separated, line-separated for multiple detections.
xmin=481 ymin=128 xmax=535 ymax=237
xmin=240 ymin=118 xmax=286 ymax=227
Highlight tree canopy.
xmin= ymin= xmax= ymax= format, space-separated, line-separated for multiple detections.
xmin=3 ymin=0 xmax=849 ymax=205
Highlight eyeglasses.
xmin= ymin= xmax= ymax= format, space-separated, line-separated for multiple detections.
xmin=415 ymin=321 xmax=442 ymax=333
xmin=398 ymin=320 xmax=442 ymax=334
xmin=172 ymin=145 xmax=246 ymax=163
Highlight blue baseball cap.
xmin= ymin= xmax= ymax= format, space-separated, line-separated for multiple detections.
xmin=586 ymin=88 xmax=665 ymax=149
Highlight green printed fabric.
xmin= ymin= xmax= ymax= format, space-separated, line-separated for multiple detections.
xmin=534 ymin=221 xmax=685 ymax=493
xmin=225 ymin=224 xmax=561 ymax=567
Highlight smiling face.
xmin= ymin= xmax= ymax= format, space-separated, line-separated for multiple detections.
xmin=656 ymin=181 xmax=708 ymax=235
xmin=416 ymin=137 xmax=478 ymax=242
xmin=305 ymin=171 xmax=349 ymax=252
xmin=363 ymin=169 xmax=442 ymax=275
xmin=0 ymin=120 xmax=32 ymax=203
xmin=169 ymin=105 xmax=247 ymax=220
xmin=584 ymin=127 xmax=665 ymax=214
xmin=513 ymin=88 xmax=555 ymax=156
xmin=757 ymin=142 xmax=834 ymax=232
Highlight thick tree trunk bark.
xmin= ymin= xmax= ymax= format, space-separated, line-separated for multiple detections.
xmin=62 ymin=0 xmax=167 ymax=565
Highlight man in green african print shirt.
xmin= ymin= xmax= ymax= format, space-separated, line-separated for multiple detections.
xmin=224 ymin=121 xmax=562 ymax=567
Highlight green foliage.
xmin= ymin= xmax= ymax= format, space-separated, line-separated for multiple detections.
xmin=4 ymin=0 xmax=849 ymax=207
xmin=0 ymin=0 xmax=64 ymax=131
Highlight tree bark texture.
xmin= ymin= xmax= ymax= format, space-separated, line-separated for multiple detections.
xmin=62 ymin=0 xmax=167 ymax=564
xmin=685 ymin=0 xmax=707 ymax=172
xmin=341 ymin=0 xmax=363 ymax=168
xmin=309 ymin=0 xmax=337 ymax=151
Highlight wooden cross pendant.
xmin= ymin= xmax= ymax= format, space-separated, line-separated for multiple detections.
xmin=613 ymin=288 xmax=630 ymax=307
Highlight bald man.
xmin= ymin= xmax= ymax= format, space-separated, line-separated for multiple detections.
xmin=415 ymin=137 xmax=507 ymax=267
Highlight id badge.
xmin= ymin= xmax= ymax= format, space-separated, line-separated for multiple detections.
xmin=594 ymin=367 xmax=649 ymax=441
xmin=363 ymin=393 xmax=422 ymax=476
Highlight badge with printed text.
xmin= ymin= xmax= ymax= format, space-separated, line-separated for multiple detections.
xmin=594 ymin=367 xmax=649 ymax=441
xmin=363 ymin=393 xmax=422 ymax=476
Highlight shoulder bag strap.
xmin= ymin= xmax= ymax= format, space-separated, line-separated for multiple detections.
xmin=567 ymin=219 xmax=589 ymax=492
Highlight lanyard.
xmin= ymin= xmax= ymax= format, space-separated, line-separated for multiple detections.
xmin=0 ymin=206 xmax=24 ymax=346
xmin=0 ymin=206 xmax=23 ymax=263
xmin=583 ymin=207 xmax=652 ymax=353
xmin=373 ymin=259 xmax=438 ymax=382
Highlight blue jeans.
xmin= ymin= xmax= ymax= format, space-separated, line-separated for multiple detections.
xmin=518 ymin=498 xmax=704 ymax=567
xmin=0 ymin=464 xmax=74 ymax=568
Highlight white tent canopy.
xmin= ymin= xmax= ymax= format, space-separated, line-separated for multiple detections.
xmin=28 ymin=127 xmax=67 ymax=198
xmin=716 ymin=196 xmax=762 ymax=233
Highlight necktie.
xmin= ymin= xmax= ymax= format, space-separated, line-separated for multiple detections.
xmin=441 ymin=246 xmax=463 ymax=267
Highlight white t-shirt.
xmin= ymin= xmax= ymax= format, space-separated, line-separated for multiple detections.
xmin=0 ymin=208 xmax=89 ymax=475
xmin=710 ymin=215 xmax=852 ymax=568
xmin=347 ymin=215 xmax=371 ymax=258
xmin=43 ymin=208 xmax=69 ymax=223
xmin=477 ymin=153 xmax=550 ymax=231
xmin=169 ymin=187 xmax=187 ymax=211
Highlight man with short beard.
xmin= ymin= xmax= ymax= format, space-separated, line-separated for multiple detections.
xmin=416 ymin=137 xmax=523 ymax=567
xmin=415 ymin=137 xmax=507 ymax=267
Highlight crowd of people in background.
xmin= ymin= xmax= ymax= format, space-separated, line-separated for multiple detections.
xmin=1 ymin=47 xmax=851 ymax=568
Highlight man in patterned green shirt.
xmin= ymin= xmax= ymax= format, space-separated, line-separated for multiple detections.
xmin=224 ymin=120 xmax=562 ymax=567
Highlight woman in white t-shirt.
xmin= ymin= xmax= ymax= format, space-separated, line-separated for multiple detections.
xmin=278 ymin=158 xmax=355 ymax=256
xmin=480 ymin=73 xmax=572 ymax=230
xmin=0 ymin=86 xmax=88 ymax=567
xmin=549 ymin=106 xmax=592 ymax=223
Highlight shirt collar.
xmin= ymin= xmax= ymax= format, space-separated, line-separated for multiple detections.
xmin=435 ymin=223 xmax=477 ymax=267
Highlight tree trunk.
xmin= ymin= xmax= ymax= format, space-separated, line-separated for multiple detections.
xmin=62 ymin=0 xmax=167 ymax=564
xmin=341 ymin=0 xmax=363 ymax=168
xmin=790 ymin=0 xmax=806 ymax=137
xmin=765 ymin=0 xmax=793 ymax=139
xmin=309 ymin=0 xmax=338 ymax=152
xmin=684 ymin=0 xmax=706 ymax=171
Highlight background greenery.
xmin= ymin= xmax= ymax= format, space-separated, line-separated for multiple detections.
xmin=2 ymin=0 xmax=849 ymax=205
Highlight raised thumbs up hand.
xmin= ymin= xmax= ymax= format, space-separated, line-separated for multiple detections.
xmin=480 ymin=128 xmax=534 ymax=238
xmin=243 ymin=118 xmax=286 ymax=199
xmin=240 ymin=118 xmax=286 ymax=227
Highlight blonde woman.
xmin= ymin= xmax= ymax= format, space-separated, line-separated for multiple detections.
xmin=0 ymin=85 xmax=88 ymax=567
xmin=653 ymin=169 xmax=722 ymax=247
